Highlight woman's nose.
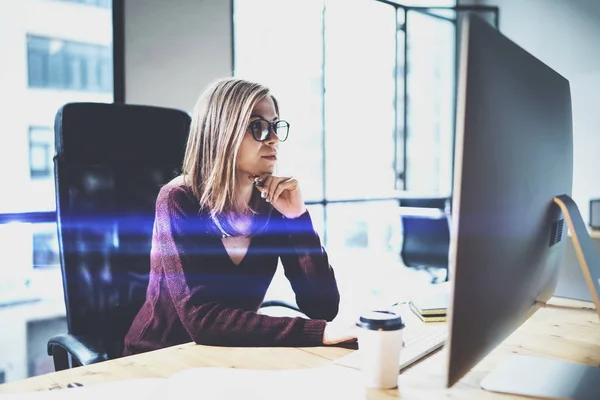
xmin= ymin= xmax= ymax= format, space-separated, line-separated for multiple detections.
xmin=266 ymin=128 xmax=280 ymax=145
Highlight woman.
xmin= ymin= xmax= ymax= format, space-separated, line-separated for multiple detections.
xmin=123 ymin=77 xmax=356 ymax=355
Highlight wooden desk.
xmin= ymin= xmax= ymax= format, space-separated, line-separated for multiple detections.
xmin=0 ymin=298 xmax=597 ymax=399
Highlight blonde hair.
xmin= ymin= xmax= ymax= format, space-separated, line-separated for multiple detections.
xmin=182 ymin=77 xmax=279 ymax=222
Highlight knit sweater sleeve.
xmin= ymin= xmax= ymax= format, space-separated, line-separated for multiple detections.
xmin=155 ymin=185 xmax=326 ymax=347
xmin=273 ymin=210 xmax=340 ymax=321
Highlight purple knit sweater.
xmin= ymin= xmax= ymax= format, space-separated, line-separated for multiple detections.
xmin=123 ymin=178 xmax=339 ymax=356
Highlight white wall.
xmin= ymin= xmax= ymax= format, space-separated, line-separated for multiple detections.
xmin=459 ymin=0 xmax=600 ymax=223
xmin=124 ymin=0 xmax=233 ymax=112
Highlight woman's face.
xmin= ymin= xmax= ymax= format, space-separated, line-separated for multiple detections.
xmin=236 ymin=96 xmax=280 ymax=178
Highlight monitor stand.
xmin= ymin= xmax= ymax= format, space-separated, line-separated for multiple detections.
xmin=480 ymin=195 xmax=600 ymax=400
xmin=480 ymin=355 xmax=600 ymax=399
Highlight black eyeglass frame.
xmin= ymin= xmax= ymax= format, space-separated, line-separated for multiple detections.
xmin=248 ymin=118 xmax=290 ymax=142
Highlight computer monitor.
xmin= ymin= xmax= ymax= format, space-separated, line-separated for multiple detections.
xmin=446 ymin=14 xmax=600 ymax=397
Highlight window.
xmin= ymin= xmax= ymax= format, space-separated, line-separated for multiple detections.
xmin=27 ymin=35 xmax=112 ymax=92
xmin=404 ymin=9 xmax=456 ymax=194
xmin=29 ymin=127 xmax=54 ymax=179
xmin=27 ymin=317 xmax=68 ymax=377
xmin=32 ymin=227 xmax=60 ymax=269
xmin=55 ymin=0 xmax=111 ymax=8
xmin=234 ymin=0 xmax=326 ymax=201
xmin=234 ymin=0 xmax=455 ymax=256
xmin=324 ymin=0 xmax=397 ymax=201
xmin=0 ymin=0 xmax=113 ymax=383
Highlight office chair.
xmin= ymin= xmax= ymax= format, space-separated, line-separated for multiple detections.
xmin=399 ymin=197 xmax=452 ymax=284
xmin=48 ymin=102 xmax=301 ymax=371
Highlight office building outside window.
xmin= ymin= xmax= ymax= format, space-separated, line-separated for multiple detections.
xmin=28 ymin=127 xmax=54 ymax=179
xmin=27 ymin=35 xmax=112 ymax=93
xmin=0 ymin=0 xmax=113 ymax=383
xmin=54 ymin=0 xmax=111 ymax=8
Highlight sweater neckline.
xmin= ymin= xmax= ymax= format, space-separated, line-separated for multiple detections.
xmin=217 ymin=233 xmax=259 ymax=267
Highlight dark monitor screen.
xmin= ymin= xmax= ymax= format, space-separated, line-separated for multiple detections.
xmin=446 ymin=14 xmax=573 ymax=387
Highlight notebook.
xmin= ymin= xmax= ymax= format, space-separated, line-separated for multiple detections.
xmin=408 ymin=282 xmax=450 ymax=322
xmin=409 ymin=301 xmax=447 ymax=322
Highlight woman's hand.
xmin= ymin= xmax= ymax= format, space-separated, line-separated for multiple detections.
xmin=322 ymin=321 xmax=359 ymax=345
xmin=250 ymin=174 xmax=307 ymax=219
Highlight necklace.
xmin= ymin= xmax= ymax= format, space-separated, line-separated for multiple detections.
xmin=212 ymin=214 xmax=252 ymax=239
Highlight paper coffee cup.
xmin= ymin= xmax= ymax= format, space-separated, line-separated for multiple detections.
xmin=356 ymin=310 xmax=405 ymax=389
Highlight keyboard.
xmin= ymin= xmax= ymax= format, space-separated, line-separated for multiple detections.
xmin=334 ymin=325 xmax=448 ymax=371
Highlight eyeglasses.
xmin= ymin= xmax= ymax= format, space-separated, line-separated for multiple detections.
xmin=248 ymin=118 xmax=290 ymax=142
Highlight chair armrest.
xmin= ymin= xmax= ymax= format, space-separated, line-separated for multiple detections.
xmin=259 ymin=299 xmax=305 ymax=315
xmin=47 ymin=333 xmax=109 ymax=371
xmin=259 ymin=299 xmax=307 ymax=318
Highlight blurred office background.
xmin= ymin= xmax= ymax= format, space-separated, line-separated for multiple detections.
xmin=1 ymin=0 xmax=599 ymax=384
